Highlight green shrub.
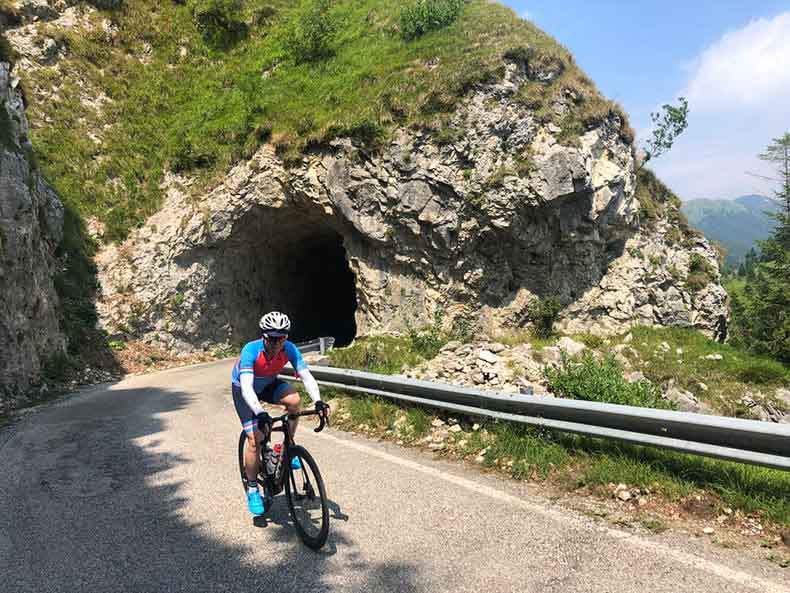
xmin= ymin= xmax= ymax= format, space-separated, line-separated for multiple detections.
xmin=406 ymin=307 xmax=448 ymax=359
xmin=688 ymin=253 xmax=714 ymax=275
xmin=686 ymin=253 xmax=716 ymax=293
xmin=399 ymin=0 xmax=464 ymax=41
xmin=280 ymin=0 xmax=338 ymax=64
xmin=545 ymin=353 xmax=674 ymax=409
xmin=188 ymin=0 xmax=248 ymax=48
xmin=735 ymin=359 xmax=788 ymax=384
xmin=502 ymin=46 xmax=534 ymax=65
xmin=250 ymin=4 xmax=277 ymax=27
xmin=573 ymin=333 xmax=605 ymax=349
xmin=528 ymin=296 xmax=562 ymax=339
xmin=484 ymin=165 xmax=516 ymax=188
xmin=408 ymin=327 xmax=445 ymax=359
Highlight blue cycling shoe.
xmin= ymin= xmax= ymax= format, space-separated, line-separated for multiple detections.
xmin=290 ymin=456 xmax=302 ymax=470
xmin=246 ymin=489 xmax=265 ymax=516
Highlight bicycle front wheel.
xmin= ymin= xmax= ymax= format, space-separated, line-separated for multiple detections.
xmin=237 ymin=430 xmax=248 ymax=492
xmin=284 ymin=445 xmax=329 ymax=550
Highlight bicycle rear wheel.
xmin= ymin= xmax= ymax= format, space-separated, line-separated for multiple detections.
xmin=284 ymin=445 xmax=329 ymax=549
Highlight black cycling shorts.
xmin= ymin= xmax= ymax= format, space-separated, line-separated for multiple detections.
xmin=232 ymin=379 xmax=294 ymax=433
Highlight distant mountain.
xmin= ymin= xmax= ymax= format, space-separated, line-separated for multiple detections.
xmin=681 ymin=195 xmax=780 ymax=269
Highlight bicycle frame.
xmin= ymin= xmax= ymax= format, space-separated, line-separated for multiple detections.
xmin=248 ymin=409 xmax=328 ymax=494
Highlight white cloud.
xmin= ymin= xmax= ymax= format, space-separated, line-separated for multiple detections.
xmin=519 ymin=10 xmax=534 ymax=22
xmin=683 ymin=12 xmax=790 ymax=112
xmin=650 ymin=12 xmax=790 ymax=200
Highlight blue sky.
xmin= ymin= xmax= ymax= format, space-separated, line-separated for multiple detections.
xmin=502 ymin=1 xmax=790 ymax=200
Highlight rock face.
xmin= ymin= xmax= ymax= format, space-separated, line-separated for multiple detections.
xmin=3 ymin=1 xmax=727 ymax=352
xmin=558 ymin=220 xmax=728 ymax=340
xmin=0 ymin=62 xmax=65 ymax=412
xmin=93 ymin=61 xmax=727 ymax=351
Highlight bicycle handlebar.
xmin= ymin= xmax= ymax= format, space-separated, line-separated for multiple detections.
xmin=265 ymin=408 xmax=329 ymax=433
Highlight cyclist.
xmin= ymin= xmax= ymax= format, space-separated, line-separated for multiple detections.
xmin=231 ymin=311 xmax=330 ymax=516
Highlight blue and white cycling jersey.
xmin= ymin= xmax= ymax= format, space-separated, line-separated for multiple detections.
xmin=231 ymin=339 xmax=307 ymax=394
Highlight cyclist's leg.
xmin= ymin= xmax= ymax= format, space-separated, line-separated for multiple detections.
xmin=233 ymin=384 xmax=265 ymax=482
xmin=271 ymin=381 xmax=301 ymax=444
xmin=244 ymin=427 xmax=268 ymax=482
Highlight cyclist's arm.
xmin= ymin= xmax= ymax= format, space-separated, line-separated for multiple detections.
xmin=285 ymin=341 xmax=321 ymax=403
xmin=297 ymin=368 xmax=321 ymax=403
xmin=240 ymin=373 xmax=266 ymax=416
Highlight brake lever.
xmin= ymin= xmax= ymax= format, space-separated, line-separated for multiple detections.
xmin=314 ymin=411 xmax=326 ymax=433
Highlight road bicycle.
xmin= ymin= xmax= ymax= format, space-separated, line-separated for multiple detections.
xmin=237 ymin=409 xmax=330 ymax=549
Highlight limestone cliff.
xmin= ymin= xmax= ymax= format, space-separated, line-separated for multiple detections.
xmin=2 ymin=0 xmax=728 ymax=356
xmin=94 ymin=62 xmax=727 ymax=350
xmin=0 ymin=62 xmax=65 ymax=411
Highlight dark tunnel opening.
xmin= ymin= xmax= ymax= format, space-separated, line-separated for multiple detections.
xmin=224 ymin=208 xmax=358 ymax=348
xmin=282 ymin=232 xmax=358 ymax=347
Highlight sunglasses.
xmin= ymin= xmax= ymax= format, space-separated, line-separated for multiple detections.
xmin=263 ymin=334 xmax=287 ymax=342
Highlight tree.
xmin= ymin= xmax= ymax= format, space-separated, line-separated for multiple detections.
xmin=641 ymin=97 xmax=689 ymax=167
xmin=759 ymin=132 xmax=790 ymax=217
xmin=729 ymin=133 xmax=790 ymax=362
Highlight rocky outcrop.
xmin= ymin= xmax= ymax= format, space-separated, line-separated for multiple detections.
xmin=557 ymin=219 xmax=728 ymax=340
xmin=0 ymin=62 xmax=65 ymax=412
xmin=3 ymin=1 xmax=727 ymax=354
xmin=404 ymin=339 xmax=549 ymax=396
xmin=93 ymin=59 xmax=726 ymax=351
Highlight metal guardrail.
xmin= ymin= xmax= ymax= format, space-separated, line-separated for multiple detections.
xmin=296 ymin=337 xmax=335 ymax=355
xmin=281 ymin=363 xmax=790 ymax=471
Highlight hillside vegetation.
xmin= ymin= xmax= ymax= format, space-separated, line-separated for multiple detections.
xmin=14 ymin=0 xmax=632 ymax=243
xmin=2 ymin=0 xmax=641 ymax=362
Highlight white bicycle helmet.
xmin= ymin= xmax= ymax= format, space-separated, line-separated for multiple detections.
xmin=259 ymin=311 xmax=291 ymax=336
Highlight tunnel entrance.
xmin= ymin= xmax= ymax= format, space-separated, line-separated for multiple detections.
xmin=224 ymin=209 xmax=358 ymax=347
xmin=280 ymin=232 xmax=358 ymax=346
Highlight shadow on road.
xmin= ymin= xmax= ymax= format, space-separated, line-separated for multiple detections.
xmin=0 ymin=384 xmax=421 ymax=593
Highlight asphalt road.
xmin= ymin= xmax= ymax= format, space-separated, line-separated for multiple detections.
xmin=1 ymin=359 xmax=788 ymax=593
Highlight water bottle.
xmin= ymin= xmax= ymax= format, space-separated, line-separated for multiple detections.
xmin=272 ymin=443 xmax=283 ymax=479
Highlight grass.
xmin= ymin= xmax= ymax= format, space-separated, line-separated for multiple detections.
xmin=327 ymin=335 xmax=435 ymax=375
xmin=620 ymin=326 xmax=789 ymax=417
xmin=640 ymin=517 xmax=669 ymax=534
xmin=494 ymin=328 xmax=558 ymax=349
xmin=488 ymin=423 xmax=571 ymax=479
xmin=325 ymin=390 xmax=790 ymax=526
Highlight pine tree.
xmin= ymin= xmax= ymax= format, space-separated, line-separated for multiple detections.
xmin=730 ymin=133 xmax=790 ymax=362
